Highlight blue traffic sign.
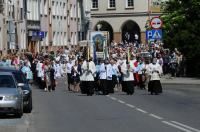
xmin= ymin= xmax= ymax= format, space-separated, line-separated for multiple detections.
xmin=32 ymin=31 xmax=45 ymax=39
xmin=38 ymin=31 xmax=45 ymax=38
xmin=146 ymin=29 xmax=162 ymax=41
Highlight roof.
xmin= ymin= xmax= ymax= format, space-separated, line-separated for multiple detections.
xmin=0 ymin=72 xmax=13 ymax=75
xmin=0 ymin=66 xmax=20 ymax=72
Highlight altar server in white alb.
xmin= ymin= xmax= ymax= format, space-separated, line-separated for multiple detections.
xmin=121 ymin=48 xmax=135 ymax=95
xmin=80 ymin=58 xmax=96 ymax=96
xmin=99 ymin=60 xmax=113 ymax=95
xmin=147 ymin=58 xmax=163 ymax=95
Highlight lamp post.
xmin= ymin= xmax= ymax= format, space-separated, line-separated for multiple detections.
xmin=97 ymin=23 xmax=102 ymax=31
xmin=148 ymin=0 xmax=151 ymax=21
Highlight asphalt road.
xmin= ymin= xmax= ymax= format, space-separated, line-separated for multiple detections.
xmin=0 ymin=78 xmax=200 ymax=132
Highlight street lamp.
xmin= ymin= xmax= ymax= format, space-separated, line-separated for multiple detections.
xmin=97 ymin=23 xmax=102 ymax=31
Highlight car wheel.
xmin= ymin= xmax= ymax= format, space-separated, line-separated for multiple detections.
xmin=15 ymin=107 xmax=23 ymax=118
xmin=26 ymin=97 xmax=32 ymax=113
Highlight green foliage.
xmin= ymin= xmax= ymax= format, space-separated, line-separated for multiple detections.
xmin=161 ymin=0 xmax=200 ymax=57
xmin=161 ymin=0 xmax=200 ymax=58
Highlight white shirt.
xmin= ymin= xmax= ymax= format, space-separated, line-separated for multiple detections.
xmin=66 ymin=62 xmax=73 ymax=74
xmin=99 ymin=63 xmax=106 ymax=79
xmin=36 ymin=62 xmax=44 ymax=78
xmin=121 ymin=63 xmax=135 ymax=81
xmin=147 ymin=63 xmax=162 ymax=81
xmin=54 ymin=63 xmax=62 ymax=78
xmin=99 ymin=63 xmax=113 ymax=80
xmin=80 ymin=61 xmax=96 ymax=81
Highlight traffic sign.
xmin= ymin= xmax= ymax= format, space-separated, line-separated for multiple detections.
xmin=146 ymin=29 xmax=162 ymax=41
xmin=150 ymin=17 xmax=163 ymax=29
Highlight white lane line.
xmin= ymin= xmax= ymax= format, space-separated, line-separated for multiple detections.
xmin=110 ymin=97 xmax=117 ymax=100
xmin=106 ymin=95 xmax=110 ymax=97
xmin=149 ymin=114 xmax=163 ymax=120
xmin=126 ymin=103 xmax=136 ymax=108
xmin=118 ymin=100 xmax=125 ymax=104
xmin=136 ymin=108 xmax=148 ymax=114
xmin=171 ymin=121 xmax=200 ymax=132
xmin=162 ymin=121 xmax=193 ymax=132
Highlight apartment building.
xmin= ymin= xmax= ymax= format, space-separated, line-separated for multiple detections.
xmin=68 ymin=0 xmax=79 ymax=48
xmin=0 ymin=0 xmax=27 ymax=55
xmin=39 ymin=0 xmax=49 ymax=51
xmin=39 ymin=0 xmax=81 ymax=52
xmin=0 ymin=0 xmax=82 ymax=54
xmin=0 ymin=0 xmax=4 ymax=55
xmin=26 ymin=0 xmax=41 ymax=53
xmin=90 ymin=0 xmax=162 ymax=43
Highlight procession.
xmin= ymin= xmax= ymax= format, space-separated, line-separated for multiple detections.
xmin=0 ymin=39 xmax=185 ymax=96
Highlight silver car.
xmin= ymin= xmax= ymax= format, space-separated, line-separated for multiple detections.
xmin=0 ymin=72 xmax=24 ymax=118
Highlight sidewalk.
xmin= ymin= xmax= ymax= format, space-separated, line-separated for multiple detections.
xmin=161 ymin=76 xmax=200 ymax=85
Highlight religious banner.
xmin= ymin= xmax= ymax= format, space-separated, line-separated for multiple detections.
xmin=90 ymin=31 xmax=109 ymax=61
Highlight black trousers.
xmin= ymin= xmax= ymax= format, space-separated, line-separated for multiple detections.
xmin=148 ymin=80 xmax=162 ymax=94
xmin=123 ymin=81 xmax=135 ymax=95
xmin=100 ymin=79 xmax=108 ymax=95
xmin=109 ymin=75 xmax=117 ymax=93
xmin=67 ymin=73 xmax=72 ymax=90
xmin=139 ymin=74 xmax=146 ymax=89
xmin=80 ymin=81 xmax=94 ymax=95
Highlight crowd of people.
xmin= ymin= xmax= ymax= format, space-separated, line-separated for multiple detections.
xmin=0 ymin=40 xmax=186 ymax=96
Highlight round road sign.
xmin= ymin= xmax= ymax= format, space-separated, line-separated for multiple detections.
xmin=150 ymin=17 xmax=163 ymax=29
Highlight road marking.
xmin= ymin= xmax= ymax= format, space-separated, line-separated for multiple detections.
xmin=118 ymin=100 xmax=125 ymax=104
xmin=107 ymin=96 xmax=199 ymax=132
xmin=136 ymin=108 xmax=148 ymax=114
xmin=171 ymin=121 xmax=200 ymax=132
xmin=110 ymin=97 xmax=117 ymax=100
xmin=162 ymin=121 xmax=193 ymax=132
xmin=149 ymin=114 xmax=163 ymax=120
xmin=126 ymin=103 xmax=136 ymax=108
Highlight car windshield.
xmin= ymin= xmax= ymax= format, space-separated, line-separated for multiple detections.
xmin=0 ymin=75 xmax=15 ymax=88
xmin=13 ymin=72 xmax=26 ymax=83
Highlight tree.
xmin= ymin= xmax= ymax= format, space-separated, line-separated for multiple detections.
xmin=161 ymin=0 xmax=200 ymax=76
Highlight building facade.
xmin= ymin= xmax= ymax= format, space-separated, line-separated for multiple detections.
xmin=26 ymin=0 xmax=41 ymax=53
xmin=69 ymin=0 xmax=80 ymax=48
xmin=0 ymin=0 xmax=27 ymax=55
xmin=90 ymin=0 xmax=162 ymax=44
xmin=40 ymin=0 xmax=69 ymax=52
xmin=0 ymin=0 xmax=84 ymax=54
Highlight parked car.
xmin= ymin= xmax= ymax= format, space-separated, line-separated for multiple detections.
xmin=0 ymin=72 xmax=24 ymax=118
xmin=0 ymin=67 xmax=32 ymax=113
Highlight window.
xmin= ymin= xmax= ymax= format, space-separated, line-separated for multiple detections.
xmin=109 ymin=0 xmax=116 ymax=8
xmin=127 ymin=0 xmax=134 ymax=7
xmin=0 ymin=75 xmax=15 ymax=88
xmin=92 ymin=0 xmax=98 ymax=9
xmin=44 ymin=0 xmax=48 ymax=15
xmin=0 ymin=0 xmax=3 ymax=13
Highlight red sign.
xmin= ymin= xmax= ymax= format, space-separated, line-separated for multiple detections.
xmin=150 ymin=17 xmax=163 ymax=29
